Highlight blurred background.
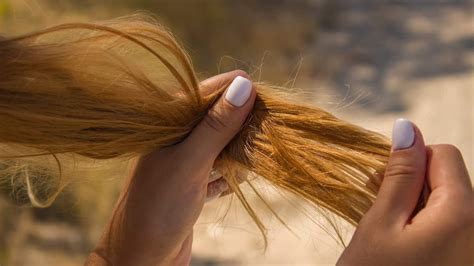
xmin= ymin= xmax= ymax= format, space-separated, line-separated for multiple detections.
xmin=0 ymin=0 xmax=472 ymax=265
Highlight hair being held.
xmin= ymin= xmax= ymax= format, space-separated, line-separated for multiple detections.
xmin=0 ymin=15 xmax=391 ymax=242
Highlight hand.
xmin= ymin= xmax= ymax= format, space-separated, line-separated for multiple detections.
xmin=86 ymin=70 xmax=256 ymax=265
xmin=338 ymin=119 xmax=474 ymax=265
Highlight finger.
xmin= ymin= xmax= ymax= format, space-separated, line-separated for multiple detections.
xmin=208 ymin=168 xmax=223 ymax=183
xmin=200 ymin=70 xmax=249 ymax=96
xmin=372 ymin=119 xmax=427 ymax=226
xmin=426 ymin=144 xmax=472 ymax=195
xmin=181 ymin=75 xmax=256 ymax=163
xmin=205 ymin=178 xmax=229 ymax=203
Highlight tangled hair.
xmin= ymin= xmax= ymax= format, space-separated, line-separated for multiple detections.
xmin=0 ymin=16 xmax=390 ymax=241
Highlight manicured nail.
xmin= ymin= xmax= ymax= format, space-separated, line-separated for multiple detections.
xmin=224 ymin=76 xmax=252 ymax=107
xmin=392 ymin=118 xmax=415 ymax=150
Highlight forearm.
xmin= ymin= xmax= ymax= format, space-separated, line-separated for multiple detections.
xmin=86 ymin=239 xmax=191 ymax=266
xmin=86 ymin=192 xmax=193 ymax=266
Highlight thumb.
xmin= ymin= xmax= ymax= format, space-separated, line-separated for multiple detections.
xmin=182 ymin=75 xmax=255 ymax=161
xmin=372 ymin=119 xmax=427 ymax=226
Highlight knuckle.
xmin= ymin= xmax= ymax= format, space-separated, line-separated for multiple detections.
xmin=202 ymin=108 xmax=228 ymax=133
xmin=384 ymin=161 xmax=419 ymax=180
xmin=434 ymin=144 xmax=463 ymax=158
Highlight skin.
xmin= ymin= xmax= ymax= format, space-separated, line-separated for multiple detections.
xmin=338 ymin=127 xmax=474 ymax=265
xmin=86 ymin=70 xmax=256 ymax=265
xmin=86 ymin=71 xmax=473 ymax=265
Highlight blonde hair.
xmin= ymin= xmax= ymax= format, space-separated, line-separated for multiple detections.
xmin=0 ymin=16 xmax=390 ymax=242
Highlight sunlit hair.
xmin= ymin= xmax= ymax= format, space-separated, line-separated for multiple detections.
xmin=0 ymin=15 xmax=390 ymax=244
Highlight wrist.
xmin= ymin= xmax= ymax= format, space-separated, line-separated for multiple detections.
xmin=91 ymin=231 xmax=193 ymax=266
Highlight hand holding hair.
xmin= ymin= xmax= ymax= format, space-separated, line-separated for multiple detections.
xmin=6 ymin=16 xmax=471 ymax=265
xmin=0 ymin=17 xmax=391 ymax=234
xmin=87 ymin=71 xmax=255 ymax=265
xmin=338 ymin=119 xmax=474 ymax=266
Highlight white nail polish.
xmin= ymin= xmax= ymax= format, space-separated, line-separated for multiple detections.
xmin=224 ymin=76 xmax=252 ymax=107
xmin=392 ymin=118 xmax=415 ymax=150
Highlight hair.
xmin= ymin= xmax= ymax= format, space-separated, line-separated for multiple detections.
xmin=0 ymin=15 xmax=390 ymax=244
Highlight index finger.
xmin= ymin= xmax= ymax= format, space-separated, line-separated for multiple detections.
xmin=426 ymin=144 xmax=472 ymax=194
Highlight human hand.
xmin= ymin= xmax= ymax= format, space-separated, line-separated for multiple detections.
xmin=86 ymin=70 xmax=256 ymax=265
xmin=338 ymin=119 xmax=474 ymax=265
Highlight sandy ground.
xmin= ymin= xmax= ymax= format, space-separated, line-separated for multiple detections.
xmin=192 ymin=2 xmax=473 ymax=265
xmin=191 ymin=73 xmax=473 ymax=266
xmin=0 ymin=1 xmax=472 ymax=265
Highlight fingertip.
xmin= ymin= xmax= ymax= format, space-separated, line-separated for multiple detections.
xmin=412 ymin=124 xmax=425 ymax=146
xmin=224 ymin=76 xmax=253 ymax=107
xmin=391 ymin=119 xmax=425 ymax=153
xmin=426 ymin=144 xmax=471 ymax=192
xmin=392 ymin=118 xmax=415 ymax=151
xmin=374 ymin=119 xmax=428 ymax=225
xmin=182 ymin=75 xmax=255 ymax=161
xmin=199 ymin=70 xmax=251 ymax=96
xmin=230 ymin=69 xmax=250 ymax=79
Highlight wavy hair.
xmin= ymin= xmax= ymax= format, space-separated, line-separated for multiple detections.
xmin=0 ymin=15 xmax=390 ymax=243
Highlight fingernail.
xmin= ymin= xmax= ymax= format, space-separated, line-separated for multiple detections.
xmin=224 ymin=76 xmax=252 ymax=107
xmin=392 ymin=118 xmax=415 ymax=150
